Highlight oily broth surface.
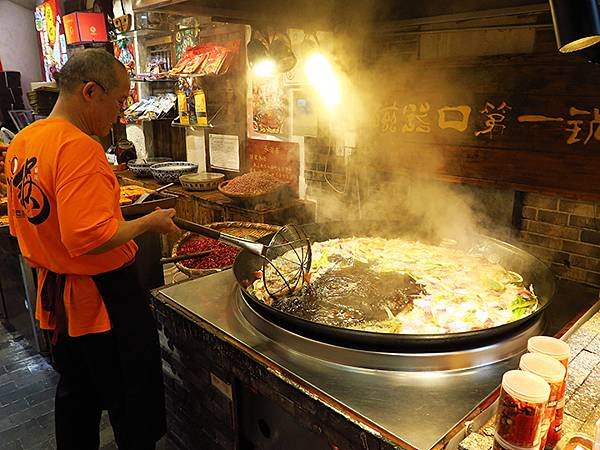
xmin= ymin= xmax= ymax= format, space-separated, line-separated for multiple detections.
xmin=249 ymin=237 xmax=539 ymax=334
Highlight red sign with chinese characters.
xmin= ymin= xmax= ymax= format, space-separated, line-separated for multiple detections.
xmin=63 ymin=12 xmax=108 ymax=44
xmin=246 ymin=138 xmax=299 ymax=195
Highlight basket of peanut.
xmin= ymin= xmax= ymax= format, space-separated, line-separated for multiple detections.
xmin=218 ymin=171 xmax=291 ymax=210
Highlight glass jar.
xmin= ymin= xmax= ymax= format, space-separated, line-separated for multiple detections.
xmin=494 ymin=370 xmax=550 ymax=448
xmin=115 ymin=139 xmax=137 ymax=164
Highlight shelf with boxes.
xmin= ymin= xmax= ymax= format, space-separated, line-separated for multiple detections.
xmin=115 ymin=15 xmax=246 ymax=174
xmin=130 ymin=77 xmax=177 ymax=83
xmin=170 ymin=105 xmax=237 ymax=129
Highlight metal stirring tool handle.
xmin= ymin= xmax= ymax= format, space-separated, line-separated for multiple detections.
xmin=172 ymin=217 xmax=266 ymax=257
xmin=132 ymin=182 xmax=175 ymax=205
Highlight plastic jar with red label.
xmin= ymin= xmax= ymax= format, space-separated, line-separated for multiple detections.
xmin=494 ymin=370 xmax=550 ymax=449
xmin=527 ymin=336 xmax=570 ymax=448
xmin=519 ymin=353 xmax=566 ymax=449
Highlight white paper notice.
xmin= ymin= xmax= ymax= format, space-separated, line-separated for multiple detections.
xmin=186 ymin=128 xmax=206 ymax=172
xmin=126 ymin=124 xmax=147 ymax=159
xmin=209 ymin=134 xmax=239 ymax=171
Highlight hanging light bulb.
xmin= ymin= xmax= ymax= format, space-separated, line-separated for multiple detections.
xmin=305 ymin=53 xmax=341 ymax=110
xmin=300 ymin=31 xmax=340 ymax=109
xmin=549 ymin=0 xmax=600 ymax=53
xmin=253 ymin=58 xmax=277 ymax=77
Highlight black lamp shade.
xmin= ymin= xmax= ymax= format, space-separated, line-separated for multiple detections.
xmin=270 ymin=33 xmax=297 ymax=73
xmin=575 ymin=40 xmax=600 ymax=63
xmin=549 ymin=0 xmax=600 ymax=53
xmin=247 ymin=30 xmax=269 ymax=67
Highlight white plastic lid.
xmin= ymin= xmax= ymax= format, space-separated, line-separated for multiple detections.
xmin=527 ymin=336 xmax=571 ymax=361
xmin=502 ymin=370 xmax=550 ymax=404
xmin=520 ymin=353 xmax=566 ymax=384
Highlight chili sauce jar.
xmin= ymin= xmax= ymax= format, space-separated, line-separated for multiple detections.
xmin=527 ymin=336 xmax=571 ymax=448
xmin=494 ymin=370 xmax=550 ymax=449
xmin=520 ymin=353 xmax=566 ymax=449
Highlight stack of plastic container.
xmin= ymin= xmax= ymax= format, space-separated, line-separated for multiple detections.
xmin=528 ymin=336 xmax=571 ymax=448
xmin=519 ymin=353 xmax=567 ymax=449
xmin=494 ymin=370 xmax=550 ymax=449
xmin=493 ymin=335 xmax=573 ymax=450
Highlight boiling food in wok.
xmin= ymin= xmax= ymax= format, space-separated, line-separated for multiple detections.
xmin=249 ymin=237 xmax=539 ymax=334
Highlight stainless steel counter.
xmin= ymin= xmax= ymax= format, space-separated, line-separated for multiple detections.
xmin=158 ymin=270 xmax=599 ymax=449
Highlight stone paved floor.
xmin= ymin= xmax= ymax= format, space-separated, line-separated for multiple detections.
xmin=0 ymin=321 xmax=176 ymax=450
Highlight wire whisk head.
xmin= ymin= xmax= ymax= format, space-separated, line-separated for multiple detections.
xmin=262 ymin=224 xmax=312 ymax=299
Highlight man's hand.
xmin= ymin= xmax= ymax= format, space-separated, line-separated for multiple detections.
xmin=145 ymin=208 xmax=179 ymax=234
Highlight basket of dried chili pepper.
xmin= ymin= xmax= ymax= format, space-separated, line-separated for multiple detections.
xmin=172 ymin=221 xmax=281 ymax=277
xmin=494 ymin=370 xmax=550 ymax=449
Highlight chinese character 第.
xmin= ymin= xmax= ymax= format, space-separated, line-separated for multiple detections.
xmin=474 ymin=101 xmax=512 ymax=139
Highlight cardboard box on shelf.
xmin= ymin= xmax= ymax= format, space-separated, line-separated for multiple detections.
xmin=63 ymin=12 xmax=108 ymax=44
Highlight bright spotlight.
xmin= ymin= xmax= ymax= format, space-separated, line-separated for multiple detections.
xmin=253 ymin=58 xmax=277 ymax=78
xmin=305 ymin=53 xmax=341 ymax=109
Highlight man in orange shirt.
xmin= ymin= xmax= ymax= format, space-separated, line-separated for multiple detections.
xmin=5 ymin=49 xmax=177 ymax=450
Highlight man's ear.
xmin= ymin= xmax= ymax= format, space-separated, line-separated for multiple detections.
xmin=81 ymin=82 xmax=97 ymax=102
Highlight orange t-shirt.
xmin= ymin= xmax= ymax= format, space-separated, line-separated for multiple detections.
xmin=5 ymin=118 xmax=137 ymax=337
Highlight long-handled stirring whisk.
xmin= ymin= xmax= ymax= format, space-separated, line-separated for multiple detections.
xmin=173 ymin=218 xmax=311 ymax=298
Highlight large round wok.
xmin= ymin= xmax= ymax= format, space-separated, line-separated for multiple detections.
xmin=234 ymin=221 xmax=555 ymax=352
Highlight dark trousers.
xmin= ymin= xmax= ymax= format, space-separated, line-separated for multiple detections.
xmin=51 ymin=262 xmax=166 ymax=450
xmin=52 ymin=332 xmax=157 ymax=450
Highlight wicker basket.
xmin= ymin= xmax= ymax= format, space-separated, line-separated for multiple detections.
xmin=217 ymin=180 xmax=291 ymax=209
xmin=172 ymin=221 xmax=281 ymax=277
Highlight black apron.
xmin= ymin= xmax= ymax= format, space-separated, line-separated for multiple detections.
xmin=91 ymin=261 xmax=166 ymax=445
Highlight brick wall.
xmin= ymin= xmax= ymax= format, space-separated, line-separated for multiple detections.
xmin=518 ymin=193 xmax=600 ymax=287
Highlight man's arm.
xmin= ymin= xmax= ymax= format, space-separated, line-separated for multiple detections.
xmin=87 ymin=208 xmax=178 ymax=255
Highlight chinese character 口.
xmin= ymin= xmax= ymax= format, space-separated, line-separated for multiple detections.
xmin=438 ymin=105 xmax=472 ymax=132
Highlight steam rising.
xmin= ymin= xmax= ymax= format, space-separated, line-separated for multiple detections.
xmin=298 ymin=25 xmax=514 ymax=248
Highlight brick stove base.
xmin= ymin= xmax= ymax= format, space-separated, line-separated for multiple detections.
xmin=152 ymin=298 xmax=405 ymax=450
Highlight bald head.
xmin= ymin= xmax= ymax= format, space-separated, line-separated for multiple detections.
xmin=55 ymin=48 xmax=127 ymax=94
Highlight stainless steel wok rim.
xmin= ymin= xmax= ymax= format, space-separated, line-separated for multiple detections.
xmin=234 ymin=222 xmax=556 ymax=353
xmin=236 ymin=289 xmax=546 ymax=372
xmin=239 ymin=286 xmax=550 ymax=342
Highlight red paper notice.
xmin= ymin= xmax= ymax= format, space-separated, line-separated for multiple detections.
xmin=246 ymin=138 xmax=299 ymax=195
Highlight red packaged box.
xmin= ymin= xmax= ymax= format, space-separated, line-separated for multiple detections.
xmin=63 ymin=12 xmax=108 ymax=44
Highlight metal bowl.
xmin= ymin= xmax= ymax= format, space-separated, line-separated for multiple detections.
xmin=127 ymin=157 xmax=172 ymax=178
xmin=179 ymin=172 xmax=224 ymax=191
xmin=150 ymin=162 xmax=199 ymax=184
